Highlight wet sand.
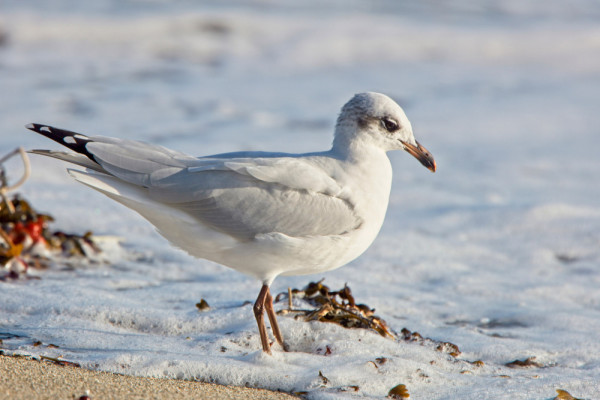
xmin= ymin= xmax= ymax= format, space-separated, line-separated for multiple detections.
xmin=0 ymin=355 xmax=298 ymax=400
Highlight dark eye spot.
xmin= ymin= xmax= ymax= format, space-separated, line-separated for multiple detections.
xmin=382 ymin=117 xmax=399 ymax=133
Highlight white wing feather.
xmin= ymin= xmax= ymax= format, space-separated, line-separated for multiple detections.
xmin=74 ymin=138 xmax=362 ymax=241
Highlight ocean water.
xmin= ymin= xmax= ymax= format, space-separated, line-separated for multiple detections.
xmin=1 ymin=1 xmax=599 ymax=398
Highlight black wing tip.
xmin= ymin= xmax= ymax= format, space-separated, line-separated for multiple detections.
xmin=25 ymin=123 xmax=80 ymax=138
xmin=25 ymin=123 xmax=49 ymax=133
xmin=24 ymin=123 xmax=95 ymax=161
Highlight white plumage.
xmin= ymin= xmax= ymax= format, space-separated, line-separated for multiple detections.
xmin=27 ymin=92 xmax=436 ymax=353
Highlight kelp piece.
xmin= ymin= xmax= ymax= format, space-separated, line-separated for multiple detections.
xmin=276 ymin=280 xmax=394 ymax=339
xmin=1 ymin=148 xmax=106 ymax=279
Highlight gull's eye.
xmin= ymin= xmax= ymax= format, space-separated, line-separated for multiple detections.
xmin=382 ymin=117 xmax=399 ymax=133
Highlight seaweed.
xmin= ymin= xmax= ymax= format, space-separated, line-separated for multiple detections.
xmin=505 ymin=356 xmax=544 ymax=369
xmin=388 ymin=383 xmax=410 ymax=399
xmin=196 ymin=299 xmax=210 ymax=311
xmin=276 ymin=279 xmax=394 ymax=339
xmin=554 ymin=389 xmax=584 ymax=400
xmin=1 ymin=148 xmax=107 ymax=279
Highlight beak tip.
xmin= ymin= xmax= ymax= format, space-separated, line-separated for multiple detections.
xmin=402 ymin=139 xmax=436 ymax=173
xmin=430 ymin=160 xmax=437 ymax=173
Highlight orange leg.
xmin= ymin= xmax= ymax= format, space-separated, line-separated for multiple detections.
xmin=265 ymin=287 xmax=288 ymax=351
xmin=253 ymin=284 xmax=272 ymax=353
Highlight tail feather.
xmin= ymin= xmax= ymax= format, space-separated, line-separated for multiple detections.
xmin=68 ymin=168 xmax=129 ymax=197
xmin=28 ymin=149 xmax=105 ymax=173
xmin=25 ymin=123 xmax=97 ymax=163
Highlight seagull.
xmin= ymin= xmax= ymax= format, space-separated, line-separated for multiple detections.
xmin=26 ymin=92 xmax=436 ymax=353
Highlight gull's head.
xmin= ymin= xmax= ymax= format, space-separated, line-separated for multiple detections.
xmin=333 ymin=92 xmax=436 ymax=172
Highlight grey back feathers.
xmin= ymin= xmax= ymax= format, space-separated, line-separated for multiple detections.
xmin=27 ymin=124 xmax=362 ymax=241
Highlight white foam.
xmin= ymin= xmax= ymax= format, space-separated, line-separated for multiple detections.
xmin=3 ymin=2 xmax=600 ymax=399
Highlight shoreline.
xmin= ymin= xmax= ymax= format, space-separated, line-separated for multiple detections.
xmin=0 ymin=354 xmax=298 ymax=400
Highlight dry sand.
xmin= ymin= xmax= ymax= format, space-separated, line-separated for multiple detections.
xmin=0 ymin=354 xmax=298 ymax=400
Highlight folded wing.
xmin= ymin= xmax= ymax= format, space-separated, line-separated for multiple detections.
xmin=29 ymin=125 xmax=362 ymax=241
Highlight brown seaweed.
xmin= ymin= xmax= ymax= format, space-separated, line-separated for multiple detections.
xmin=388 ymin=383 xmax=410 ymax=398
xmin=276 ymin=280 xmax=394 ymax=339
xmin=1 ymin=148 xmax=105 ymax=279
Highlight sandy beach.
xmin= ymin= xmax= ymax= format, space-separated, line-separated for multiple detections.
xmin=0 ymin=355 xmax=298 ymax=400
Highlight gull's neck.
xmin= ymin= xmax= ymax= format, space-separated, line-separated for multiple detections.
xmin=330 ymin=122 xmax=393 ymax=248
xmin=331 ymin=123 xmax=385 ymax=162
